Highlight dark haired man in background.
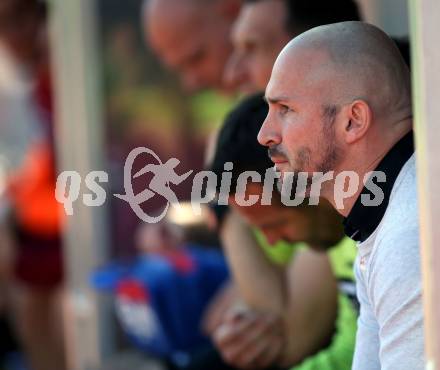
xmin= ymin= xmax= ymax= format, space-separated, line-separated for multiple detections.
xmin=224 ymin=0 xmax=361 ymax=93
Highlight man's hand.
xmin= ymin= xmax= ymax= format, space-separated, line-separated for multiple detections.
xmin=201 ymin=281 xmax=240 ymax=336
xmin=213 ymin=308 xmax=285 ymax=369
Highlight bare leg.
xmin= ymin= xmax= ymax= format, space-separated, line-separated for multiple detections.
xmin=12 ymin=284 xmax=66 ymax=370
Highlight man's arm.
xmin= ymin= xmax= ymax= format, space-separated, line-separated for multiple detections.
xmin=351 ymin=256 xmax=381 ymax=370
xmin=218 ymin=210 xmax=338 ymax=366
xmin=279 ymin=248 xmax=338 ymax=366
xmin=370 ymin=230 xmax=425 ymax=370
xmin=220 ymin=210 xmax=285 ymax=312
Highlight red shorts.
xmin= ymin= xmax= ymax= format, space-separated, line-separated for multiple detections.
xmin=13 ymin=222 xmax=64 ymax=289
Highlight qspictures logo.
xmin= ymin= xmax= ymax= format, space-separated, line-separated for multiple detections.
xmin=55 ymin=147 xmax=386 ymax=223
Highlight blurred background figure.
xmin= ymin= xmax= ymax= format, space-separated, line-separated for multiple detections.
xmin=0 ymin=5 xmax=43 ymax=366
xmin=86 ymin=0 xmax=240 ymax=369
xmin=102 ymin=0 xmax=230 ymax=262
xmin=144 ymin=0 xmax=241 ymax=93
xmin=0 ymin=1 xmax=66 ymax=370
xmin=225 ymin=0 xmax=361 ymax=93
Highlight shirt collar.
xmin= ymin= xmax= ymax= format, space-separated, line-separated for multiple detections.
xmin=343 ymin=131 xmax=414 ymax=242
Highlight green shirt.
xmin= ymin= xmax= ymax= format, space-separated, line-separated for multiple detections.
xmin=254 ymin=231 xmax=358 ymax=370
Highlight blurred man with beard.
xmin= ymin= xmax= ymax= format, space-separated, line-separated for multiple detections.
xmin=225 ymin=0 xmax=359 ymax=93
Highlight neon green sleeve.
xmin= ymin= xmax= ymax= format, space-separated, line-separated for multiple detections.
xmin=290 ymin=237 xmax=358 ymax=370
xmin=253 ymin=231 xmax=358 ymax=370
xmin=252 ymin=229 xmax=306 ymax=265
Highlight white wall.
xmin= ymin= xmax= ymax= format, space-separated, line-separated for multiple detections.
xmin=357 ymin=0 xmax=409 ymax=37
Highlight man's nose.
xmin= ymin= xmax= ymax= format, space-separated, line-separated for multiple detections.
xmin=257 ymin=113 xmax=281 ymax=147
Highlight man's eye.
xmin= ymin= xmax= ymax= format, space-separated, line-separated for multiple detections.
xmin=243 ymin=42 xmax=256 ymax=53
xmin=279 ymin=105 xmax=292 ymax=115
xmin=186 ymin=48 xmax=205 ymax=66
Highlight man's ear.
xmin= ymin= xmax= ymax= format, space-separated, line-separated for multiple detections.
xmin=342 ymin=100 xmax=372 ymax=144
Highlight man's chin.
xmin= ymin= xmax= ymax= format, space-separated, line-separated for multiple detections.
xmin=282 ymin=237 xmax=298 ymax=244
xmin=273 ymin=161 xmax=290 ymax=173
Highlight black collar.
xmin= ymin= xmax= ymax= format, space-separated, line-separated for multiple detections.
xmin=343 ymin=132 xmax=414 ymax=242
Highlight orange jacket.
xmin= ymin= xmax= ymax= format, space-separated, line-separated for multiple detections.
xmin=8 ymin=141 xmax=64 ymax=237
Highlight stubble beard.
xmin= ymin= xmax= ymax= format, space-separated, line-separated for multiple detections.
xmin=278 ymin=118 xmax=343 ymax=200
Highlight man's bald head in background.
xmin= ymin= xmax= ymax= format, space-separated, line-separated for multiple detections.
xmin=144 ymin=0 xmax=241 ymax=92
xmin=258 ymin=21 xmax=412 ymax=214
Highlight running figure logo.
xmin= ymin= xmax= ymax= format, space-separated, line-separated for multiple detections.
xmin=115 ymin=147 xmax=193 ymax=223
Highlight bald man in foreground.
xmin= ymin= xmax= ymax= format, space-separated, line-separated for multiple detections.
xmin=258 ymin=22 xmax=424 ymax=370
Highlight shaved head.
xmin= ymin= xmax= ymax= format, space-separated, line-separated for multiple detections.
xmin=273 ymin=21 xmax=411 ymax=122
xmin=258 ymin=21 xmax=413 ymax=212
xmin=145 ymin=0 xmax=210 ymax=32
xmin=143 ymin=0 xmax=240 ymax=92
